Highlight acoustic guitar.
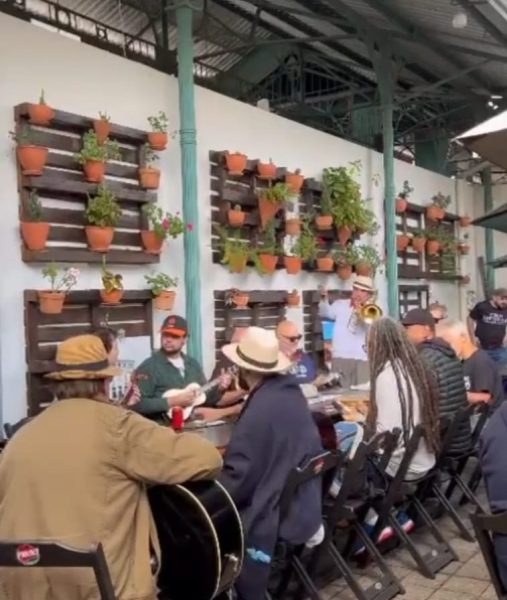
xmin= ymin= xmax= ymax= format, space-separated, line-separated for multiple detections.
xmin=148 ymin=479 xmax=244 ymax=600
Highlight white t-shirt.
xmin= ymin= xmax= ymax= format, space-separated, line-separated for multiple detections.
xmin=168 ymin=356 xmax=185 ymax=377
xmin=375 ymin=361 xmax=435 ymax=480
xmin=319 ymin=299 xmax=367 ymax=361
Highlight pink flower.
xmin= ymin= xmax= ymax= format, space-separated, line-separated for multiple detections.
xmin=162 ymin=218 xmax=170 ymax=230
xmin=187 ymin=223 xmax=194 ymax=232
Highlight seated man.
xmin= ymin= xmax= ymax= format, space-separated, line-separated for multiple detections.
xmin=134 ymin=315 xmax=230 ymax=423
xmin=219 ymin=327 xmax=324 ymax=600
xmin=276 ymin=320 xmax=318 ymax=384
xmin=0 ymin=334 xmax=222 ymax=600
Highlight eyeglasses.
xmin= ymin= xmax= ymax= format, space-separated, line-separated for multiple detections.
xmin=283 ymin=335 xmax=302 ymax=343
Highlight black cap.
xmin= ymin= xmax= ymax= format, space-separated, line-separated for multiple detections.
xmin=401 ymin=309 xmax=436 ymax=327
xmin=160 ymin=315 xmax=188 ymax=337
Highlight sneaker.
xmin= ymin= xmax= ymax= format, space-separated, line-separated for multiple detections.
xmin=397 ymin=511 xmax=415 ymax=534
xmin=352 ymin=524 xmax=395 ymax=556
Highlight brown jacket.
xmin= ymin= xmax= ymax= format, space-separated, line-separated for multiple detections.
xmin=0 ymin=398 xmax=222 ymax=600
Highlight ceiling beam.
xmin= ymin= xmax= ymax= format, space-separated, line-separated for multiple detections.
xmin=455 ymin=0 xmax=507 ymax=51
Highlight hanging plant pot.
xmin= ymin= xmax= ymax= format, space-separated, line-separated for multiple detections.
xmin=83 ymin=160 xmax=106 ymax=183
xmin=139 ymin=167 xmax=161 ymax=190
xmin=460 ymin=275 xmax=471 ymax=285
xmin=426 ymin=205 xmax=444 ymax=221
xmin=100 ymin=289 xmax=124 ymax=304
xmin=229 ymin=254 xmax=248 ymax=273
xmin=85 ymin=226 xmax=114 ymax=252
xmin=315 ymin=215 xmax=333 ymax=230
xmin=337 ymin=264 xmax=353 ymax=281
xmin=21 ymin=222 xmax=50 ymax=251
xmin=148 ymin=131 xmax=168 ymax=151
xmin=93 ymin=119 xmax=112 ymax=145
xmin=154 ymin=290 xmax=176 ymax=311
xmin=285 ymin=218 xmax=301 ymax=236
xmin=257 ymin=161 xmax=277 ymax=179
xmin=355 ymin=263 xmax=372 ymax=277
xmin=17 ymin=145 xmax=48 ymax=176
xmin=460 ymin=216 xmax=472 ymax=228
xmin=258 ymin=196 xmax=281 ymax=229
xmin=427 ymin=240 xmax=441 ymax=256
xmin=317 ymin=257 xmax=334 ymax=272
xmin=141 ymin=230 xmax=164 ymax=255
xmin=232 ymin=292 xmax=249 ymax=307
xmin=337 ymin=226 xmax=352 ymax=246
xmin=397 ymin=234 xmax=410 ymax=252
xmin=225 ymin=152 xmax=247 ymax=175
xmin=259 ymin=253 xmax=278 ymax=274
xmin=411 ymin=237 xmax=427 ymax=253
xmin=285 ymin=172 xmax=304 ymax=194
xmin=458 ymin=244 xmax=470 ymax=255
xmin=38 ymin=291 xmax=66 ymax=314
xmin=396 ymin=197 xmax=408 ymax=213
xmin=228 ymin=209 xmax=246 ymax=227
xmin=287 ymin=291 xmax=300 ymax=307
xmin=28 ymin=103 xmax=55 ymax=126
xmin=284 ymin=256 xmax=302 ymax=275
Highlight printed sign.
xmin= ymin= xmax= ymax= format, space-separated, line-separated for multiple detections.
xmin=16 ymin=544 xmax=40 ymax=566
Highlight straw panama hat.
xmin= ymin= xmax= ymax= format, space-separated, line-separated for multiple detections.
xmin=352 ymin=275 xmax=375 ymax=293
xmin=45 ymin=334 xmax=122 ymax=380
xmin=222 ymin=326 xmax=291 ymax=374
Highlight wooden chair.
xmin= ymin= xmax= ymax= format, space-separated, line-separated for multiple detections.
xmin=470 ymin=511 xmax=507 ymax=600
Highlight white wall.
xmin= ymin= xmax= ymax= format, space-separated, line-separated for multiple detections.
xmin=0 ymin=13 xmax=479 ymax=423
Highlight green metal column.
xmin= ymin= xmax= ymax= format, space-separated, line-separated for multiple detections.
xmin=482 ymin=167 xmax=495 ymax=292
xmin=174 ymin=1 xmax=202 ymax=362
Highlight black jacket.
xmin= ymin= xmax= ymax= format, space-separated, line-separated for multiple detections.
xmin=419 ymin=337 xmax=471 ymax=454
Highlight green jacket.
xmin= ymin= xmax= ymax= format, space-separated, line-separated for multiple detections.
xmin=134 ymin=351 xmax=215 ymax=419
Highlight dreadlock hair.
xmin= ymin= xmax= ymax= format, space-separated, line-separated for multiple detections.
xmin=366 ymin=317 xmax=440 ymax=454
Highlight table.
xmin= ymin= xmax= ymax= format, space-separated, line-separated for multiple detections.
xmin=307 ymin=388 xmax=369 ymax=422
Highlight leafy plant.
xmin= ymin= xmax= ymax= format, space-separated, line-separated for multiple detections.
xmin=75 ymin=130 xmax=121 ymax=164
xmin=333 ymin=245 xmax=359 ymax=266
xmin=102 ymin=258 xmax=123 ymax=292
xmin=355 ymin=245 xmax=382 ymax=272
xmin=98 ymin=111 xmax=111 ymax=123
xmin=142 ymin=204 xmax=189 ymax=239
xmin=432 ymin=192 xmax=451 ymax=209
xmin=142 ymin=144 xmax=159 ymax=166
xmin=22 ymin=190 xmax=43 ymax=222
xmin=256 ymin=220 xmax=279 ymax=255
xmin=144 ymin=272 xmax=178 ymax=296
xmin=10 ymin=125 xmax=40 ymax=146
xmin=398 ymin=180 xmax=414 ymax=199
xmin=291 ymin=216 xmax=318 ymax=261
xmin=412 ymin=228 xmax=426 ymax=240
xmin=148 ymin=111 xmax=169 ymax=132
xmin=42 ymin=264 xmax=80 ymax=292
xmin=214 ymin=225 xmax=251 ymax=265
xmin=355 ymin=205 xmax=379 ymax=235
xmin=426 ymin=226 xmax=446 ymax=242
xmin=259 ymin=182 xmax=293 ymax=205
xmin=85 ymin=185 xmax=122 ymax=227
xmin=39 ymin=89 xmax=46 ymax=105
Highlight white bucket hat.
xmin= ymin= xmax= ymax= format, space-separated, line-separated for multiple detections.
xmin=352 ymin=275 xmax=375 ymax=293
xmin=222 ymin=326 xmax=291 ymax=374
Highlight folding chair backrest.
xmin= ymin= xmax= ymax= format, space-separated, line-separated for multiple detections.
xmin=438 ymin=405 xmax=474 ymax=461
xmin=470 ymin=511 xmax=507 ymax=600
xmin=3 ymin=417 xmax=34 ymax=440
xmin=0 ymin=541 xmax=116 ymax=600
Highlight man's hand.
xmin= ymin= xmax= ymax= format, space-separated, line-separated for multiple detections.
xmin=218 ymin=369 xmax=232 ymax=390
xmin=167 ymin=388 xmax=198 ymax=409
xmin=318 ymin=285 xmax=328 ymax=300
xmin=123 ymin=384 xmax=141 ymax=407
xmin=193 ymin=407 xmax=222 ymax=422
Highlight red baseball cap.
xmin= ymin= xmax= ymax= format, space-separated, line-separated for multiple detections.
xmin=160 ymin=315 xmax=188 ymax=337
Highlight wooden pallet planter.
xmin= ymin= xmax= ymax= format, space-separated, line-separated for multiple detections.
xmin=14 ymin=103 xmax=159 ymax=264
xmin=24 ymin=289 xmax=153 ymax=415
xmin=399 ymin=285 xmax=429 ymax=315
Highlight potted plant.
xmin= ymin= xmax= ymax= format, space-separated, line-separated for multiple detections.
xmin=254 ymin=221 xmax=279 ymax=275
xmin=396 ymin=180 xmax=414 ymax=214
xmin=228 ymin=204 xmax=246 ymax=228
xmin=411 ymin=229 xmax=427 ymax=253
xmin=38 ymin=264 xmax=79 ymax=314
xmin=286 ymin=216 xmax=318 ymax=274
xmin=285 ymin=215 xmax=301 ymax=236
xmin=333 ymin=246 xmax=358 ymax=280
xmin=141 ymin=204 xmax=189 ymax=254
xmin=93 ymin=111 xmax=112 ymax=145
xmin=145 ymin=272 xmax=178 ymax=311
xmin=324 ymin=163 xmax=364 ymax=244
xmin=287 ymin=290 xmax=300 ymax=307
xmin=460 ymin=215 xmax=472 ymax=228
xmin=101 ymin=258 xmax=124 ymax=304
xmin=458 ymin=235 xmax=470 ymax=255
xmin=397 ymin=232 xmax=410 ymax=252
xmin=257 ymin=182 xmax=292 ymax=229
xmin=75 ymin=130 xmax=121 ymax=183
xmin=28 ymin=89 xmax=55 ymax=126
xmin=139 ymin=144 xmax=161 ymax=189
xmin=427 ymin=192 xmax=451 ymax=221
xmin=20 ymin=190 xmax=50 ymax=251
xmin=215 ymin=226 xmax=251 ymax=273
xmin=84 ymin=185 xmax=122 ymax=252
xmin=257 ymin=158 xmax=277 ymax=179
xmin=355 ymin=205 xmax=378 ymax=236
xmin=10 ymin=126 xmax=48 ymax=176
xmin=224 ymin=151 xmax=247 ymax=175
xmin=355 ymin=245 xmax=382 ymax=277
xmin=317 ymin=176 xmax=334 ymax=230
xmin=426 ymin=228 xmax=442 ymax=256
xmin=147 ymin=111 xmax=170 ymax=150
xmin=317 ymin=254 xmax=334 ymax=272
xmin=285 ymin=169 xmax=304 ymax=194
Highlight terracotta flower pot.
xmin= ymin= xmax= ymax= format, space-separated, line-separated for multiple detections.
xmin=427 ymin=240 xmax=441 ymax=256
xmin=38 ymin=291 xmax=65 ymax=314
xmin=148 ymin=131 xmax=168 ymax=151
xmin=85 ymin=226 xmax=114 ymax=252
xmin=228 ymin=209 xmax=246 ymax=227
xmin=426 ymin=205 xmax=444 ymax=221
xmin=412 ymin=237 xmax=427 ymax=253
xmin=460 ymin=216 xmax=472 ymax=228
xmin=337 ymin=264 xmax=353 ymax=280
xmin=17 ymin=145 xmax=48 ymax=176
xmin=154 ymin=290 xmax=176 ymax=311
xmin=232 ymin=292 xmax=249 ymax=308
xmin=225 ymin=152 xmax=247 ymax=175
xmin=397 ymin=235 xmax=410 ymax=251
xmin=258 ymin=196 xmax=281 ymax=229
xmin=337 ymin=226 xmax=352 ymax=246
xmin=315 ymin=215 xmax=333 ymax=230
xmin=100 ymin=289 xmax=124 ymax=304
xmin=259 ymin=253 xmax=278 ymax=274
xmin=355 ymin=263 xmax=372 ymax=277
xmin=257 ymin=161 xmax=277 ymax=179
xmin=285 ymin=218 xmax=301 ymax=236
xmin=284 ymin=256 xmax=302 ymax=275
xmin=229 ymin=254 xmax=248 ymax=273
xmin=93 ymin=119 xmax=112 ymax=144
xmin=83 ymin=160 xmax=105 ymax=183
xmin=396 ymin=197 xmax=408 ymax=213
xmin=285 ymin=172 xmax=304 ymax=194
xmin=458 ymin=244 xmax=470 ymax=255
xmin=139 ymin=167 xmax=161 ymax=190
xmin=317 ymin=257 xmax=334 ymax=272
xmin=287 ymin=292 xmax=300 ymax=307
xmin=21 ymin=221 xmax=50 ymax=251
xmin=141 ymin=230 xmax=164 ymax=254
xmin=28 ymin=103 xmax=54 ymax=126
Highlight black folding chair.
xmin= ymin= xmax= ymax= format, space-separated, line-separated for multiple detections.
xmin=3 ymin=417 xmax=34 ymax=440
xmin=470 ymin=511 xmax=507 ymax=600
xmin=0 ymin=541 xmax=116 ymax=600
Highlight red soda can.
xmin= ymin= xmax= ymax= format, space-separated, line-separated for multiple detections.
xmin=171 ymin=406 xmax=184 ymax=432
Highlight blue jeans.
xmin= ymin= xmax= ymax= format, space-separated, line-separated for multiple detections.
xmin=486 ymin=347 xmax=507 ymax=367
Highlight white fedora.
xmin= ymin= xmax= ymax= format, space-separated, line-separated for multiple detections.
xmin=352 ymin=275 xmax=375 ymax=293
xmin=222 ymin=326 xmax=291 ymax=374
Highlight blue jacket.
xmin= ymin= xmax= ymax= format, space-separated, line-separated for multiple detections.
xmin=220 ymin=374 xmax=323 ymax=558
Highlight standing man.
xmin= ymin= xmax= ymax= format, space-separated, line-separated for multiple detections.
xmin=468 ymin=289 xmax=507 ymax=367
xmin=276 ymin=320 xmax=318 ymax=384
xmin=318 ymin=276 xmax=375 ymax=388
